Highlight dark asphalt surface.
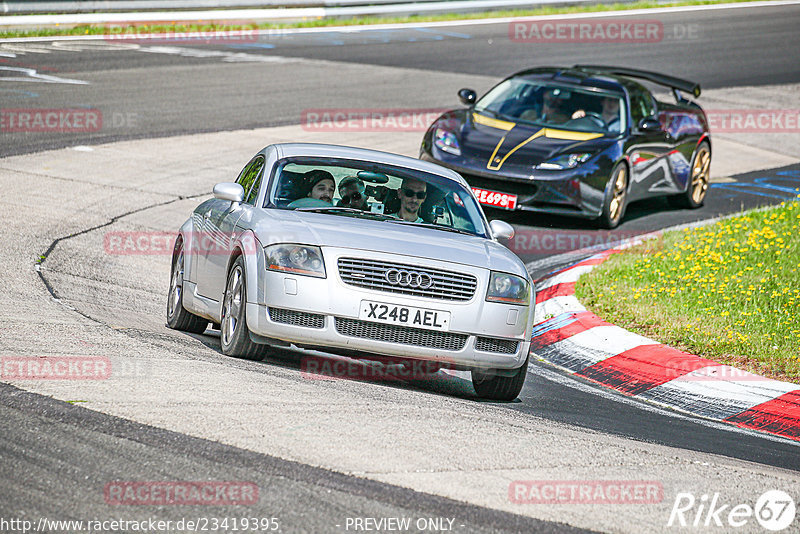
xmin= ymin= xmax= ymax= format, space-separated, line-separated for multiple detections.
xmin=0 ymin=383 xmax=587 ymax=533
xmin=2 ymin=3 xmax=800 ymax=157
xmin=2 ymin=3 xmax=799 ymax=531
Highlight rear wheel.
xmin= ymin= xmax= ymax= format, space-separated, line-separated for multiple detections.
xmin=668 ymin=141 xmax=710 ymax=209
xmin=471 ymin=357 xmax=529 ymax=401
xmin=220 ymin=256 xmax=264 ymax=361
xmin=598 ymin=162 xmax=628 ymax=229
xmin=166 ymin=239 xmax=208 ymax=334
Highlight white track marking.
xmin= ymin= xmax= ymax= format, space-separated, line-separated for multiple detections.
xmin=0 ymin=66 xmax=88 ymax=84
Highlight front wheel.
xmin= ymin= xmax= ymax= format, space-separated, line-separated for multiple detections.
xmin=166 ymin=239 xmax=208 ymax=334
xmin=471 ymin=357 xmax=529 ymax=401
xmin=220 ymin=256 xmax=265 ymax=361
xmin=668 ymin=141 xmax=710 ymax=209
xmin=598 ymin=162 xmax=628 ymax=229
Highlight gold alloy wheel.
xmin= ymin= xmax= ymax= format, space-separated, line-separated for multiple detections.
xmin=691 ymin=145 xmax=711 ymax=204
xmin=608 ymin=166 xmax=627 ymax=223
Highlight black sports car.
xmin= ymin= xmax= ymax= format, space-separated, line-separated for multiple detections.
xmin=420 ymin=65 xmax=711 ymax=228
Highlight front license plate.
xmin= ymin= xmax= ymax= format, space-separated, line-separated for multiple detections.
xmin=471 ymin=187 xmax=518 ymax=210
xmin=359 ymin=301 xmax=451 ymax=332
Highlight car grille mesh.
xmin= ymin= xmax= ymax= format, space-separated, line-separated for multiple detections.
xmin=338 ymin=258 xmax=477 ymax=301
xmin=475 ymin=336 xmax=519 ymax=354
xmin=269 ymin=308 xmax=325 ymax=329
xmin=335 ymin=318 xmax=467 ymax=351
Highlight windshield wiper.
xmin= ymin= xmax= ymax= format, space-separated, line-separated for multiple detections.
xmin=475 ymin=108 xmax=514 ymax=123
xmin=296 ymin=207 xmax=363 ymax=213
xmin=386 ymin=219 xmax=477 ymax=236
xmin=296 ymin=207 xmax=400 ymax=220
xmin=475 ymin=108 xmax=500 ymax=119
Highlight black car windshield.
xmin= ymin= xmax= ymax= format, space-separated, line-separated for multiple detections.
xmin=268 ymin=158 xmax=490 ymax=238
xmin=474 ymin=79 xmax=627 ymax=134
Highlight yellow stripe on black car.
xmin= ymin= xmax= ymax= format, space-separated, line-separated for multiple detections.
xmin=472 ymin=112 xmax=515 ymax=131
xmin=473 ymin=112 xmax=604 ymax=171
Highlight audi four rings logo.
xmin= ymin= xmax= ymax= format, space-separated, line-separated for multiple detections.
xmin=385 ymin=269 xmax=434 ymax=289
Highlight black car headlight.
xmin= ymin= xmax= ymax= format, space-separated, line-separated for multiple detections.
xmin=486 ymin=271 xmax=530 ymax=305
xmin=265 ymin=244 xmax=326 ymax=278
xmin=537 ymin=152 xmax=592 ymax=170
xmin=433 ymin=127 xmax=461 ymax=156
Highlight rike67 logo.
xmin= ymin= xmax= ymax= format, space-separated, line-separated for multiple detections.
xmin=667 ymin=490 xmax=796 ymax=531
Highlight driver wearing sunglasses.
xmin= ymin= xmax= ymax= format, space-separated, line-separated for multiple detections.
xmin=338 ymin=176 xmax=368 ymax=210
xmin=398 ymin=178 xmax=427 ymax=223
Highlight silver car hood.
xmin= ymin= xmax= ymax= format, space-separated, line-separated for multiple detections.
xmin=251 ymin=209 xmax=527 ymax=277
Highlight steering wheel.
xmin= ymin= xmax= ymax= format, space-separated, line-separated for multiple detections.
xmin=582 ymin=111 xmax=606 ymax=128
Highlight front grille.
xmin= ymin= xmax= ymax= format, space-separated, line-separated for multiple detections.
xmin=338 ymin=258 xmax=477 ymax=301
xmin=269 ymin=308 xmax=325 ymax=329
xmin=461 ymin=172 xmax=538 ymax=197
xmin=475 ymin=336 xmax=519 ymax=354
xmin=335 ymin=318 xmax=468 ymax=351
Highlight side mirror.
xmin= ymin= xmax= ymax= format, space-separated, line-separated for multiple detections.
xmin=458 ymin=88 xmax=477 ymax=106
xmin=489 ymin=220 xmax=515 ymax=240
xmin=638 ymin=117 xmax=662 ymax=132
xmin=213 ymin=182 xmax=245 ymax=204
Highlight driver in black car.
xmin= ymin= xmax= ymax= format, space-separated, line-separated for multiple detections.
xmin=520 ymin=88 xmax=571 ymax=124
xmin=599 ymin=96 xmax=622 ymax=133
xmin=570 ymin=95 xmax=622 ymax=133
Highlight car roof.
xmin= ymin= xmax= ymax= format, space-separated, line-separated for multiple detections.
xmin=507 ymin=66 xmax=636 ymax=94
xmin=268 ymin=143 xmax=469 ymax=187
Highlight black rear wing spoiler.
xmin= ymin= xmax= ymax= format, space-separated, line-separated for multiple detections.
xmin=573 ymin=65 xmax=701 ymax=98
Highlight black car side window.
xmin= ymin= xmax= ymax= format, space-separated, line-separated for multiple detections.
xmin=629 ymin=87 xmax=657 ymax=126
xmin=236 ymin=155 xmax=265 ymax=205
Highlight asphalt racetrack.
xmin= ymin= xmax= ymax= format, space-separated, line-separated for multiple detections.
xmin=1 ymin=3 xmax=799 ymax=532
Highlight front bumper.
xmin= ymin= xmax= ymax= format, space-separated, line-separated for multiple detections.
xmin=247 ymin=247 xmax=532 ymax=370
xmin=421 ymin=152 xmax=606 ymax=219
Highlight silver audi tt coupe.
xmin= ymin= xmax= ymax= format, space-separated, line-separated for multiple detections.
xmin=167 ymin=143 xmax=534 ymax=400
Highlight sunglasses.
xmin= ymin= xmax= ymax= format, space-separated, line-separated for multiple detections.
xmin=402 ymin=188 xmax=427 ymax=199
xmin=340 ymin=192 xmax=362 ymax=204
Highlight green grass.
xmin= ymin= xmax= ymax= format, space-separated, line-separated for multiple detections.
xmin=575 ymin=200 xmax=800 ymax=383
xmin=0 ymin=0 xmax=763 ymax=39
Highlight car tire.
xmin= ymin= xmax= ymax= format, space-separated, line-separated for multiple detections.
xmin=668 ymin=141 xmax=711 ymax=209
xmin=471 ymin=356 xmax=528 ymax=401
xmin=166 ymin=238 xmax=208 ymax=334
xmin=220 ymin=255 xmax=265 ymax=361
xmin=598 ymin=162 xmax=629 ymax=229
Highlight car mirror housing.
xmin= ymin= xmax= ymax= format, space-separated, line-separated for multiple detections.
xmin=458 ymin=88 xmax=477 ymax=106
xmin=213 ymin=182 xmax=245 ymax=204
xmin=489 ymin=219 xmax=515 ymax=240
xmin=638 ymin=117 xmax=662 ymax=132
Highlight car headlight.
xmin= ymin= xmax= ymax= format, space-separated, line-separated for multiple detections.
xmin=433 ymin=127 xmax=461 ymax=156
xmin=265 ymin=244 xmax=326 ymax=278
xmin=537 ymin=153 xmax=592 ymax=170
xmin=486 ymin=271 xmax=530 ymax=305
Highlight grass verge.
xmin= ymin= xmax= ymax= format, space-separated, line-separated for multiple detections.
xmin=575 ymin=200 xmax=800 ymax=383
xmin=0 ymin=0 xmax=763 ymax=40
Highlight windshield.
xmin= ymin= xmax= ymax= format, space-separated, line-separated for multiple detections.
xmin=474 ymin=78 xmax=627 ymax=134
xmin=268 ymin=157 xmax=490 ymax=238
